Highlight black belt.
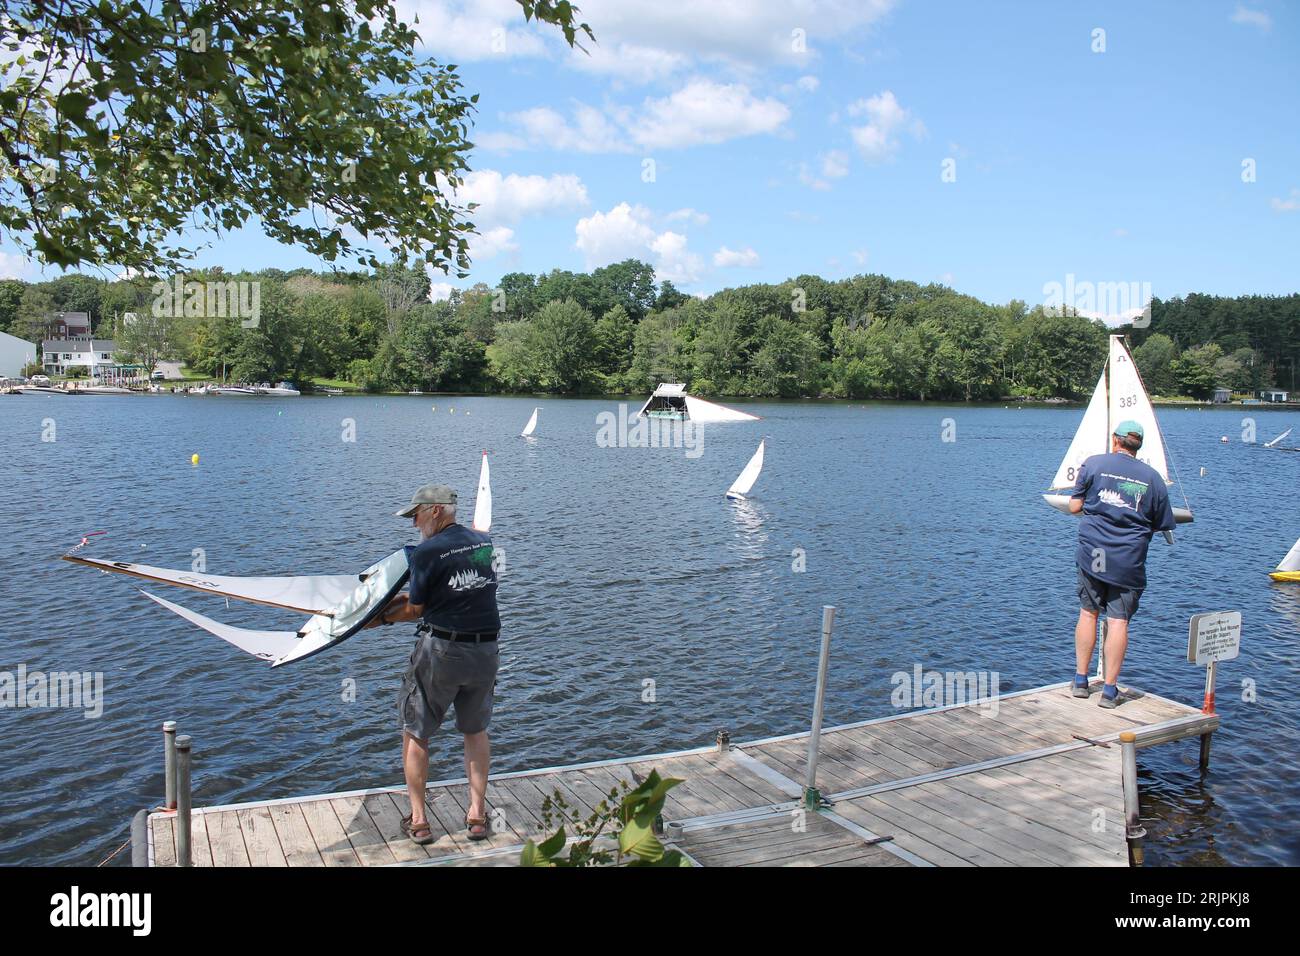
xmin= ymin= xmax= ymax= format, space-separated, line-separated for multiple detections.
xmin=419 ymin=624 xmax=498 ymax=643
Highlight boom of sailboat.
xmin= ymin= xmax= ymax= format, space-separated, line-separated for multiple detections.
xmin=1043 ymin=335 xmax=1193 ymax=525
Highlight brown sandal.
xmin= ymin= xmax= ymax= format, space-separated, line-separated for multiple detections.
xmin=401 ymin=814 xmax=434 ymax=845
xmin=465 ymin=814 xmax=489 ymax=841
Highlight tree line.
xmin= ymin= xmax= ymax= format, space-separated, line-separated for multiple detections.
xmin=1 ymin=262 xmax=1295 ymax=400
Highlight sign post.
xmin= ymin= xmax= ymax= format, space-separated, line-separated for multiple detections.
xmin=1186 ymin=611 xmax=1240 ymax=771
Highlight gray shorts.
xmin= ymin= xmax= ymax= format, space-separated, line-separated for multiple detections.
xmin=399 ymin=634 xmax=499 ymax=740
xmin=1077 ymin=567 xmax=1142 ymax=621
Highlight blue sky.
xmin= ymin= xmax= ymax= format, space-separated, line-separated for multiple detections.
xmin=3 ymin=0 xmax=1297 ymax=315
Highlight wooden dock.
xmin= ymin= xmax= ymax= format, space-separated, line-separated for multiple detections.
xmin=143 ymin=680 xmax=1217 ymax=867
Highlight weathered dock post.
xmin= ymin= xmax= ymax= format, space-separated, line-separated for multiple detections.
xmin=803 ymin=605 xmax=836 ymax=810
xmin=163 ymin=720 xmax=178 ymax=811
xmin=1119 ymin=731 xmax=1145 ymax=866
xmin=1199 ymin=660 xmax=1217 ymax=771
xmin=176 ymin=734 xmax=193 ymax=867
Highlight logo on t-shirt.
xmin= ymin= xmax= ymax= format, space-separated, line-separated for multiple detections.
xmin=1098 ymin=472 xmax=1149 ymax=512
xmin=448 ymin=569 xmax=492 ymax=592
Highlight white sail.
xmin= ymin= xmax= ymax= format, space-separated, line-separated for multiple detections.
xmin=140 ymin=548 xmax=411 ymax=667
xmin=1050 ymin=371 xmax=1109 ymax=490
xmin=1265 ymin=427 xmax=1293 ymax=448
xmin=473 ymin=452 xmax=492 ymax=531
xmin=684 ymin=394 xmax=760 ymax=423
xmin=1278 ymin=537 xmax=1300 ymax=573
xmin=521 ymin=407 xmax=539 ymax=437
xmin=1106 ymin=336 xmax=1170 ymax=481
xmin=62 ymin=555 xmax=360 ymax=613
xmin=726 ymin=439 xmax=765 ymax=500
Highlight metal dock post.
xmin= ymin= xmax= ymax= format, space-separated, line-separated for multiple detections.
xmin=163 ymin=720 xmax=178 ymax=810
xmin=176 ymin=734 xmax=192 ymax=867
xmin=1120 ymin=731 xmax=1145 ymax=865
xmin=803 ymin=605 xmax=836 ymax=809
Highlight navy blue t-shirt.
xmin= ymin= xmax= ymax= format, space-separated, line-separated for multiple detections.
xmin=1072 ymin=452 xmax=1176 ymax=590
xmin=406 ymin=524 xmax=500 ymax=632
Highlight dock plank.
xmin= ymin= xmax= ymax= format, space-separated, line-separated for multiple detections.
xmin=150 ymin=682 xmax=1203 ymax=868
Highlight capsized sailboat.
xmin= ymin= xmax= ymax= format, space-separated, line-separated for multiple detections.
xmin=638 ymin=383 xmax=759 ymax=423
xmin=1270 ymin=536 xmax=1300 ymax=582
xmin=521 ymin=407 xmax=539 ymax=437
xmin=726 ymin=439 xmax=765 ymax=501
xmin=1264 ymin=427 xmax=1293 ymax=449
xmin=1043 ymin=335 xmax=1193 ymax=524
xmin=472 ymin=451 xmax=492 ymax=531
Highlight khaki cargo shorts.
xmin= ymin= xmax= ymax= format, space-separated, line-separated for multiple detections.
xmin=399 ymin=633 xmax=499 ymax=740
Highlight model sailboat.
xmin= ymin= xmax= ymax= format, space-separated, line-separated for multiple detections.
xmin=726 ymin=439 xmax=765 ymax=501
xmin=521 ymin=407 xmax=539 ymax=437
xmin=1264 ymin=427 xmax=1293 ymax=449
xmin=1270 ymin=537 xmax=1300 ymax=582
xmin=472 ymin=451 xmax=492 ymax=531
xmin=1043 ymin=335 xmax=1193 ymax=524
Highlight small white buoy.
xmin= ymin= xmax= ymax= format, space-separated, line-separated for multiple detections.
xmin=1220 ymin=436 xmax=1229 ymax=443
xmin=1200 ymin=467 xmax=1207 ymax=477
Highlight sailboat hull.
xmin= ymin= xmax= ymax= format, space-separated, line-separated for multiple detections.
xmin=1270 ymin=571 xmax=1300 ymax=582
xmin=1042 ymin=494 xmax=1193 ymax=524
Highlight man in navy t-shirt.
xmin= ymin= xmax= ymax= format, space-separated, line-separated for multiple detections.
xmin=374 ymin=483 xmax=500 ymax=844
xmin=1068 ymin=420 xmax=1176 ymax=708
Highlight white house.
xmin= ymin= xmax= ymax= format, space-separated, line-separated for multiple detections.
xmin=41 ymin=338 xmax=123 ymax=377
xmin=0 ymin=330 xmax=37 ymax=378
xmin=1259 ymin=388 xmax=1290 ymax=403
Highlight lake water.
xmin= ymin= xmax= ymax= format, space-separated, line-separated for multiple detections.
xmin=1 ymin=393 xmax=1297 ymax=866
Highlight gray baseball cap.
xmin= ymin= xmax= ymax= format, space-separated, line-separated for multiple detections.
xmin=396 ymin=484 xmax=457 ymax=517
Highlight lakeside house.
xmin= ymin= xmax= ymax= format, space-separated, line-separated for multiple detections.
xmin=40 ymin=337 xmax=126 ymax=378
xmin=1259 ymin=388 xmax=1290 ymax=403
xmin=0 ymin=330 xmax=37 ymax=378
xmin=1212 ymin=387 xmax=1232 ymax=404
xmin=47 ymin=311 xmax=92 ymax=339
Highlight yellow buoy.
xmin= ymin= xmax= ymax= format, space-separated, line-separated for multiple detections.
xmin=191 ymin=453 xmax=200 ymax=465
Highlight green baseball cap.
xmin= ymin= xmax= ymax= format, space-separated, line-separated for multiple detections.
xmin=396 ymin=483 xmax=457 ymax=517
xmin=1113 ymin=420 xmax=1144 ymax=440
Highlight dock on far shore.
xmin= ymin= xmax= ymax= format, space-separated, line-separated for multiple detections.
xmin=141 ymin=679 xmax=1217 ymax=868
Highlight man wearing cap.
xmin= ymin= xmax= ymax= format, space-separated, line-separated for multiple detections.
xmin=377 ymin=483 xmax=500 ymax=844
xmin=1067 ymin=421 xmax=1176 ymax=708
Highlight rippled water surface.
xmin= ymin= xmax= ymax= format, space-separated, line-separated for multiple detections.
xmin=1 ymin=393 xmax=1296 ymax=865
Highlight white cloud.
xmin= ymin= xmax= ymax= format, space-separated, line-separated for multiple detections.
xmin=0 ymin=251 xmax=32 ymax=280
xmin=455 ymin=170 xmax=589 ymax=228
xmin=631 ymin=79 xmax=790 ymax=149
xmin=395 ymin=0 xmax=549 ymax=59
xmin=797 ymin=75 xmax=820 ymax=92
xmin=851 ymin=248 xmax=869 ymax=265
xmin=713 ymin=246 xmax=760 ymax=268
xmin=1230 ymin=4 xmax=1272 ymax=31
xmin=847 ymin=90 xmax=925 ymax=162
xmin=574 ymin=202 xmax=703 ymax=284
xmin=428 ymin=281 xmax=455 ymax=302
xmin=665 ymin=208 xmax=710 ymax=225
xmin=556 ymin=0 xmax=897 ymax=77
xmin=799 ymin=148 xmax=850 ymax=190
xmin=486 ymin=79 xmax=790 ymax=152
xmin=466 ymin=226 xmax=518 ymax=261
xmin=1271 ymin=189 xmax=1300 ymax=212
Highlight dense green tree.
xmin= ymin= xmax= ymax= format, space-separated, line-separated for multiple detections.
xmin=0 ymin=1 xmax=590 ymax=273
xmin=747 ymin=316 xmax=822 ymax=398
xmin=1171 ymin=343 xmax=1223 ymax=399
xmin=0 ymin=280 xmax=25 ymax=335
xmin=1132 ymin=333 xmax=1179 ymax=396
xmin=528 ymin=299 xmax=596 ymax=392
